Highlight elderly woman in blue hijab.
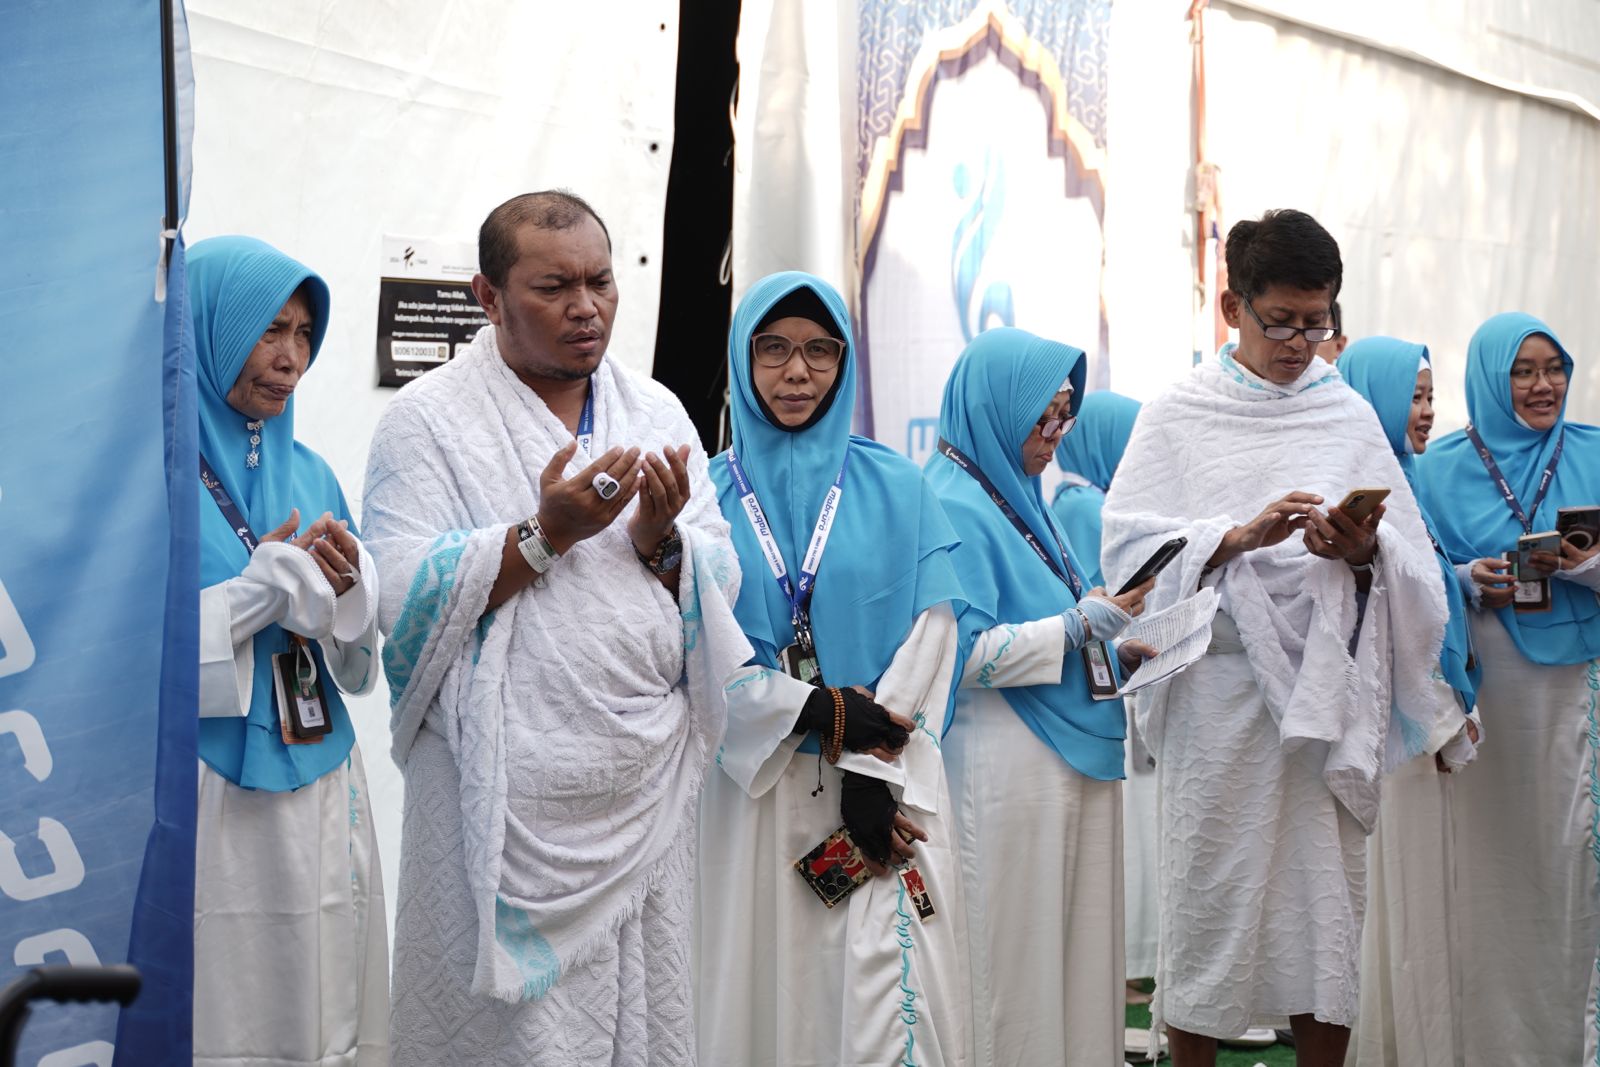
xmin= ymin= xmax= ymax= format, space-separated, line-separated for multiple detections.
xmin=1051 ymin=390 xmax=1142 ymax=588
xmin=192 ymin=237 xmax=388 ymax=1065
xmin=1338 ymin=336 xmax=1481 ymax=1067
xmin=925 ymin=329 xmax=1152 ymax=1067
xmin=696 ymin=272 xmax=973 ymax=1066
xmin=1416 ymin=313 xmax=1600 ymax=1067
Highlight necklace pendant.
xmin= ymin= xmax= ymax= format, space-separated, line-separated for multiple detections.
xmin=245 ymin=419 xmax=264 ymax=468
xmin=246 ymin=450 xmax=260 ymax=469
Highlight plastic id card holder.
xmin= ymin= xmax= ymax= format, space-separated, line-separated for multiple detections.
xmin=271 ymin=637 xmax=332 ymax=744
xmin=1082 ymin=640 xmax=1121 ymax=700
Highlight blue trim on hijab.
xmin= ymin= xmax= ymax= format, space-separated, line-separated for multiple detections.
xmin=1339 ymin=337 xmax=1480 ymax=711
xmin=191 ymin=236 xmax=356 ymax=791
xmin=925 ymin=328 xmax=1126 ymax=781
xmin=1418 ymin=313 xmax=1600 ymax=666
xmin=712 ymin=272 xmax=966 ymax=744
xmin=1051 ymin=391 xmax=1140 ymax=588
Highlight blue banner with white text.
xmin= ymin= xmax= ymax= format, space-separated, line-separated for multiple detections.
xmin=1 ymin=3 xmax=197 ymax=1063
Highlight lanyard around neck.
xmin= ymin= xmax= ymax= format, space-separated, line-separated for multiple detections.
xmin=1462 ymin=423 xmax=1564 ymax=533
xmin=937 ymin=437 xmax=1083 ymax=599
xmin=576 ymin=377 xmax=595 ymax=456
xmin=200 ymin=454 xmax=259 ymax=554
xmin=724 ymin=447 xmax=849 ymax=627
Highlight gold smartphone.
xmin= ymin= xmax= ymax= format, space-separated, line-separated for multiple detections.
xmin=1336 ymin=488 xmax=1391 ymax=524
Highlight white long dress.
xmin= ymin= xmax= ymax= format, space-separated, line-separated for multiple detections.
xmin=942 ymin=616 xmax=1124 ymax=1067
xmin=696 ymin=605 xmax=973 ymax=1067
xmin=1123 ymin=700 xmax=1160 ymax=981
xmin=1347 ymin=756 xmax=1460 ymax=1067
xmin=194 ymin=543 xmax=389 ymax=1067
xmin=1448 ymin=612 xmax=1600 ymax=1067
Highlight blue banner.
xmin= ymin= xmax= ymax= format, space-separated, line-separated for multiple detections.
xmin=1 ymin=3 xmax=197 ymax=1064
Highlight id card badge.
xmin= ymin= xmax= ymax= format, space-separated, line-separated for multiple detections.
xmin=1081 ymin=639 xmax=1121 ymax=700
xmin=779 ymin=613 xmax=824 ymax=686
xmin=271 ymin=637 xmax=332 ymax=744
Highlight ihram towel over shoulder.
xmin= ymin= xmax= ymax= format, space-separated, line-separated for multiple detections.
xmin=362 ymin=325 xmax=750 ymax=1002
xmin=1100 ymin=350 xmax=1452 ymax=831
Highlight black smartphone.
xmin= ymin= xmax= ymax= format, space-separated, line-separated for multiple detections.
xmin=1116 ymin=537 xmax=1188 ymax=596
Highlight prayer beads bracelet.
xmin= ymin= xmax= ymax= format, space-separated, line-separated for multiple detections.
xmin=823 ymin=687 xmax=846 ymax=764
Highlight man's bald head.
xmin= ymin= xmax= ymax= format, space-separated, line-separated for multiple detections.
xmin=479 ymin=190 xmax=612 ymax=289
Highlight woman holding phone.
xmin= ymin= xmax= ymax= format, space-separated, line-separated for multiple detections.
xmin=923 ymin=328 xmax=1152 ymax=1066
xmin=1417 ymin=312 xmax=1600 ymax=1066
xmin=1337 ymin=335 xmax=1482 ymax=1067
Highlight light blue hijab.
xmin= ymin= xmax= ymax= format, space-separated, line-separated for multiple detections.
xmin=1051 ymin=391 xmax=1141 ymax=588
xmin=193 ymin=236 xmax=357 ymax=791
xmin=712 ymin=272 xmax=966 ymax=742
xmin=925 ymin=328 xmax=1125 ymax=781
xmin=1339 ymin=337 xmax=1480 ymax=711
xmin=1419 ymin=313 xmax=1600 ymax=665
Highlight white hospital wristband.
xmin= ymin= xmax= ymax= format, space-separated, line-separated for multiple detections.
xmin=516 ymin=517 xmax=561 ymax=574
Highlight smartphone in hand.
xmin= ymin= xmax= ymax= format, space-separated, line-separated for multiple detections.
xmin=1116 ymin=537 xmax=1188 ymax=596
xmin=1336 ymin=488 xmax=1390 ymax=524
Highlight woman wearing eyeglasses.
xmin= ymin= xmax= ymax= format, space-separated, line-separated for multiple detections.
xmin=696 ymin=273 xmax=974 ymax=1066
xmin=923 ymin=328 xmax=1152 ymax=1066
xmin=1415 ymin=313 xmax=1600 ymax=1067
xmin=1101 ymin=210 xmax=1455 ymax=1067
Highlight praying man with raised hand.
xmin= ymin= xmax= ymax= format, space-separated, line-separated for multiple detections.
xmin=364 ymin=190 xmax=750 ymax=1065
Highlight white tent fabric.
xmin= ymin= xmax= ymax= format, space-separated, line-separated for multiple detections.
xmin=184 ymin=0 xmax=682 ymax=942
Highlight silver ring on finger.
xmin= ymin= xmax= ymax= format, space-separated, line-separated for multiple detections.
xmin=341 ymin=569 xmax=360 ymax=584
xmin=592 ymin=471 xmax=621 ymax=500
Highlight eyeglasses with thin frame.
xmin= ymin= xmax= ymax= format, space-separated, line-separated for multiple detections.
xmin=1035 ymin=412 xmax=1076 ymax=440
xmin=752 ymin=333 xmax=845 ymax=371
xmin=1238 ymin=297 xmax=1339 ymax=343
xmin=1509 ymin=363 xmax=1568 ymax=386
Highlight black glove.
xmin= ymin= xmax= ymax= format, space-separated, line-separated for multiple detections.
xmin=840 ymin=770 xmax=899 ymax=867
xmin=793 ymin=686 xmax=911 ymax=754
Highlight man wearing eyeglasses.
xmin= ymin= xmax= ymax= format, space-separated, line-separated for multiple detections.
xmin=1101 ymin=210 xmax=1460 ymax=1067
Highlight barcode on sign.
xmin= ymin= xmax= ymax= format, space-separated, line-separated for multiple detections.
xmin=391 ymin=342 xmax=450 ymax=363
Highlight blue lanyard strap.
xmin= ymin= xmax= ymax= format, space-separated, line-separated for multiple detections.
xmin=937 ymin=437 xmax=1084 ymax=599
xmin=1462 ymin=424 xmax=1564 ymax=534
xmin=724 ymin=448 xmax=849 ymax=625
xmin=200 ymin=454 xmax=259 ymax=554
xmin=576 ymin=377 xmax=595 ymax=456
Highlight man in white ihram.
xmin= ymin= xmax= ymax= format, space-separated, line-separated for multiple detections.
xmin=364 ymin=190 xmax=749 ymax=1064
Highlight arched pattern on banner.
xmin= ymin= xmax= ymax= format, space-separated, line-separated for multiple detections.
xmin=854 ymin=0 xmax=1111 ymax=457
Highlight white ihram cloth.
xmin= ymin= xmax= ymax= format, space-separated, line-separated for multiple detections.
xmin=362 ymin=327 xmax=750 ymax=1064
xmin=1100 ymin=352 xmax=1455 ymax=1040
xmin=697 ymin=605 xmax=973 ymax=1067
xmin=944 ymin=616 xmax=1124 ymax=1067
xmin=1445 ymin=613 xmax=1600 ymax=1067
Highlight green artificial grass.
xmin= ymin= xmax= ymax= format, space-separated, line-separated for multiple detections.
xmin=1124 ymin=999 xmax=1297 ymax=1067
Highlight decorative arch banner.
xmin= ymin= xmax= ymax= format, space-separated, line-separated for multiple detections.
xmin=1 ymin=3 xmax=198 ymax=1064
xmin=854 ymin=0 xmax=1112 ymax=459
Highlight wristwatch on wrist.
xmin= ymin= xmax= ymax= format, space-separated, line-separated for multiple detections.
xmin=635 ymin=525 xmax=684 ymax=574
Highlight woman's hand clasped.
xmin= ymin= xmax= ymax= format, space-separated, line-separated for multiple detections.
xmin=261 ymin=507 xmax=362 ymax=596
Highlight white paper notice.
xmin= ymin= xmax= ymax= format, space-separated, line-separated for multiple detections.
xmin=1114 ymin=586 xmax=1219 ymax=696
